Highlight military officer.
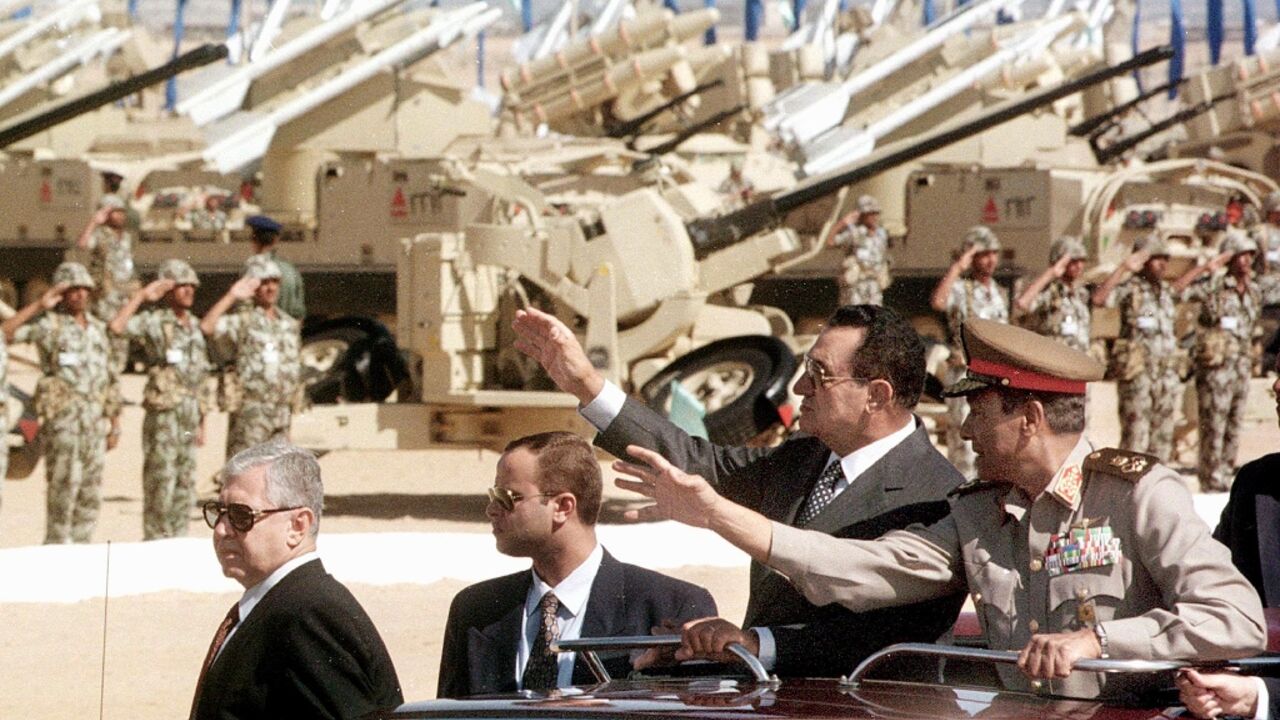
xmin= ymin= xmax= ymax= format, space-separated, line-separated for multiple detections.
xmin=616 ymin=319 xmax=1266 ymax=700
xmin=110 ymin=259 xmax=211 ymax=539
xmin=1091 ymin=234 xmax=1180 ymax=460
xmin=201 ymin=255 xmax=303 ymax=459
xmin=1015 ymin=236 xmax=1092 ymax=353
xmin=830 ymin=194 xmax=892 ymax=306
xmin=76 ymin=195 xmax=138 ymax=373
xmin=1177 ymin=232 xmax=1280 ymax=491
xmin=2 ymin=262 xmax=120 ymax=543
xmin=246 ymin=215 xmax=306 ymax=321
xmin=931 ymin=226 xmax=1008 ymax=477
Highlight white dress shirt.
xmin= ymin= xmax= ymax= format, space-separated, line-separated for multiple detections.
xmin=218 ymin=551 xmax=318 ymax=661
xmin=580 ymin=380 xmax=917 ymax=670
xmin=517 ymin=543 xmax=605 ymax=689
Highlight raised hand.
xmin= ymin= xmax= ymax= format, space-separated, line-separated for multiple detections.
xmin=613 ymin=445 xmax=721 ymax=529
xmin=511 ymin=307 xmax=603 ymax=404
xmin=229 ymin=276 xmax=260 ymax=301
xmin=142 ymin=278 xmax=176 ymax=302
xmin=41 ymin=282 xmax=69 ymax=310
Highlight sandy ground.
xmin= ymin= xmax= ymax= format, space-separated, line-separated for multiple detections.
xmin=1 ymin=366 xmax=1277 ymax=718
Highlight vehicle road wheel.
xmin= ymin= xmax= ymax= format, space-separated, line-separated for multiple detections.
xmin=639 ymin=335 xmax=797 ymax=446
xmin=301 ymin=318 xmax=407 ymax=404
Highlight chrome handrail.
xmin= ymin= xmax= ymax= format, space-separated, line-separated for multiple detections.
xmin=550 ymin=635 xmax=775 ymax=684
xmin=843 ymin=643 xmax=1280 ymax=687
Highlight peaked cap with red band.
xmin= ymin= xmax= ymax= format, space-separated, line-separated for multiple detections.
xmin=942 ymin=319 xmax=1104 ymax=398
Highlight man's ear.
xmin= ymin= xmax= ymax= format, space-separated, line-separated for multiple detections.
xmin=866 ymin=378 xmax=894 ymax=411
xmin=551 ymin=493 xmax=578 ymax=524
xmin=1021 ymin=398 xmax=1047 ymax=437
xmin=288 ymin=508 xmax=316 ymax=546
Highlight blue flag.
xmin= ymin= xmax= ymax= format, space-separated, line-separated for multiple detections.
xmin=1169 ymin=0 xmax=1184 ymax=98
xmin=165 ymin=0 xmax=189 ymax=110
xmin=704 ymin=0 xmax=717 ymax=44
xmin=924 ymin=0 xmax=935 ymax=25
xmin=1244 ymin=0 xmax=1258 ymax=55
xmin=745 ymin=0 xmax=763 ymax=40
xmin=1207 ymin=0 xmax=1223 ymax=64
xmin=1132 ymin=0 xmax=1144 ymax=93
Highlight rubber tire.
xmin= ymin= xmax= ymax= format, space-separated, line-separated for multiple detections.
xmin=639 ymin=335 xmax=797 ymax=446
xmin=302 ymin=318 xmax=408 ymax=404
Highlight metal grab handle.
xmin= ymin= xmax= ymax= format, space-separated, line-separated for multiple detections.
xmin=843 ymin=643 xmax=1280 ymax=687
xmin=550 ymin=635 xmax=774 ymax=684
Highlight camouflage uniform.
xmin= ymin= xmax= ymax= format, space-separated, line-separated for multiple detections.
xmin=213 ymin=305 xmax=302 ymax=458
xmin=85 ymin=225 xmax=137 ymax=372
xmin=944 ymin=278 xmax=1009 ymax=477
xmin=122 ymin=306 xmax=210 ymax=539
xmin=1024 ymin=280 xmax=1092 ymax=353
xmin=250 ymin=250 xmax=306 ymax=321
xmin=833 ymin=224 xmax=891 ymax=306
xmin=15 ymin=269 xmax=117 ymax=543
xmin=1107 ymin=276 xmax=1179 ymax=461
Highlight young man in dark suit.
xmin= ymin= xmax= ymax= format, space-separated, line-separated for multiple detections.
xmin=191 ymin=440 xmax=402 ymax=720
xmin=437 ymin=431 xmax=716 ymax=698
xmin=512 ymin=304 xmax=965 ymax=678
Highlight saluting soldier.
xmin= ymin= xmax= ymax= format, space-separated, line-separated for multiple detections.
xmin=201 ymin=256 xmax=303 ymax=459
xmin=246 ymin=215 xmax=306 ymax=321
xmin=2 ymin=262 xmax=121 ymax=544
xmin=1015 ymin=236 xmax=1091 ymax=353
xmin=931 ymin=225 xmax=1008 ymax=477
xmin=110 ymin=259 xmax=212 ymax=539
xmin=831 ymin=194 xmax=892 ymax=306
xmin=1177 ymin=231 xmax=1280 ymax=491
xmin=76 ymin=194 xmax=138 ymax=373
xmin=617 ymin=319 xmax=1266 ymax=700
xmin=1091 ymin=234 xmax=1181 ymax=461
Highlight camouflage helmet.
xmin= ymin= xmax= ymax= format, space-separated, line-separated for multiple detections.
xmin=856 ymin=194 xmax=881 ymax=214
xmin=1265 ymin=190 xmax=1280 ymax=215
xmin=1240 ymin=203 xmax=1262 ymax=228
xmin=1048 ymin=235 xmax=1087 ymax=264
xmin=158 ymin=258 xmax=200 ymax=286
xmin=1220 ymin=229 xmax=1259 ymax=258
xmin=961 ymin=225 xmax=1001 ymax=253
xmin=52 ymin=261 xmax=95 ymax=289
xmin=244 ymin=254 xmax=282 ymax=280
xmin=1132 ymin=232 xmax=1170 ymax=258
xmin=99 ymin=193 xmax=125 ymax=210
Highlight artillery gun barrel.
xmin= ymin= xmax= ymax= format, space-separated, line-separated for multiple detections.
xmin=1069 ymin=79 xmax=1184 ymax=136
xmin=0 ymin=43 xmax=228 ymax=149
xmin=605 ymin=78 xmax=724 ymax=138
xmin=686 ymin=44 xmax=1174 ymax=257
xmin=1091 ymin=92 xmax=1235 ymax=165
xmin=639 ymin=104 xmax=747 ymax=154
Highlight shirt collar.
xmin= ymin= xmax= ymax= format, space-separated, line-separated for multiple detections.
xmin=239 ymin=551 xmax=317 ymax=622
xmin=836 ymin=416 xmax=915 ymax=483
xmin=526 ymin=543 xmax=604 ymax=620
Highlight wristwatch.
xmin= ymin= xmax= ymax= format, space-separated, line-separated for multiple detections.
xmin=1093 ymin=623 xmax=1109 ymax=658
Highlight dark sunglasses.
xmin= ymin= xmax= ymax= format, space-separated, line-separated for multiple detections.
xmin=486 ymin=487 xmax=557 ymax=512
xmin=202 ymin=501 xmax=302 ymax=532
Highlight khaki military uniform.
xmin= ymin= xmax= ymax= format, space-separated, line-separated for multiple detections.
xmin=833 ymin=225 xmax=891 ymax=306
xmin=212 ymin=305 xmax=302 ymax=457
xmin=768 ymin=439 xmax=1266 ymax=699
xmin=15 ymin=311 xmax=118 ymax=543
xmin=85 ymin=226 xmax=137 ymax=373
xmin=1024 ymin=280 xmax=1092 ymax=353
xmin=121 ymin=309 xmax=211 ymax=539
xmin=250 ymin=251 xmax=306 ymax=321
xmin=1106 ymin=277 xmax=1178 ymax=460
xmin=944 ymin=279 xmax=1009 ymax=477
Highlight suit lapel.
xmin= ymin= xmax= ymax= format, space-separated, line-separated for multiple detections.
xmin=573 ymin=551 xmax=624 ymax=684
xmin=468 ymin=574 xmax=530 ymax=694
xmin=781 ymin=441 xmax=837 ymax=525
xmin=803 ymin=422 xmax=928 ymax=532
xmin=1256 ymin=493 xmax=1280 ymax=606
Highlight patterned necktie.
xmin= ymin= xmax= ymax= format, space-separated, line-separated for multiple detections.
xmin=795 ymin=461 xmax=845 ymax=527
xmin=189 ymin=602 xmax=239 ymax=720
xmin=521 ymin=592 xmax=561 ymax=692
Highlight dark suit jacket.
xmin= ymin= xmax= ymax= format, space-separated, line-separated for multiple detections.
xmin=1215 ymin=453 xmax=1280 ymax=608
xmin=192 ymin=559 xmax=403 ymax=720
xmin=596 ymin=397 xmax=966 ymax=678
xmin=437 ymin=548 xmax=717 ymax=698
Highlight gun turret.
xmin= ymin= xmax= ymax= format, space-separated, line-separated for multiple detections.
xmin=0 ymin=43 xmax=228 ymax=148
xmin=605 ymin=79 xmax=724 ymax=139
xmin=1090 ymin=91 xmax=1236 ymax=165
xmin=686 ymin=44 xmax=1174 ymax=258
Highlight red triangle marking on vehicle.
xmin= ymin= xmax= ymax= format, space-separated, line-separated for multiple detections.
xmin=982 ymin=196 xmax=999 ymax=223
xmin=391 ymin=187 xmax=408 ymax=218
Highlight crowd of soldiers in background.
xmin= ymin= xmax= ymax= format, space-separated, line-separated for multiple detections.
xmin=833 ymin=190 xmax=1280 ymax=494
xmin=0 ymin=177 xmax=305 ymax=544
xmin=3 ymin=172 xmax=1280 ymax=544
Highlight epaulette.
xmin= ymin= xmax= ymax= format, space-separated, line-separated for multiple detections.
xmin=948 ymin=478 xmax=995 ymax=497
xmin=1083 ymin=448 xmax=1159 ymax=482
